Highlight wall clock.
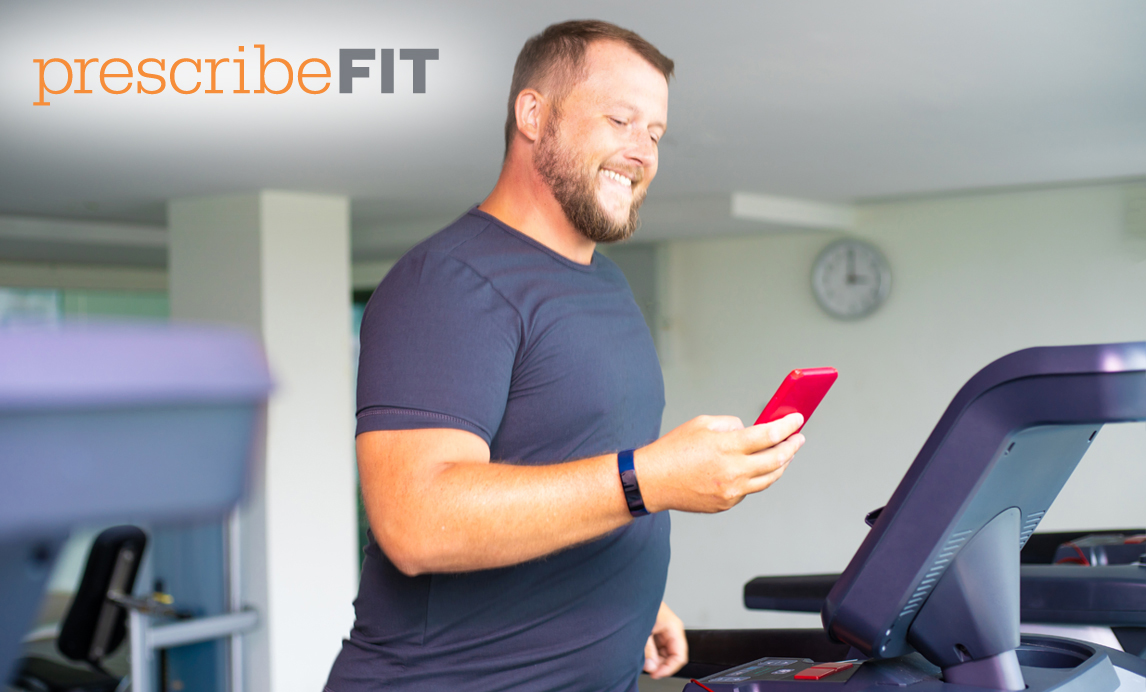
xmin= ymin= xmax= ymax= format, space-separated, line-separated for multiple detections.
xmin=811 ymin=238 xmax=891 ymax=319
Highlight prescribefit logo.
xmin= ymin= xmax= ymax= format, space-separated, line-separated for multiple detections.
xmin=33 ymin=46 xmax=439 ymax=105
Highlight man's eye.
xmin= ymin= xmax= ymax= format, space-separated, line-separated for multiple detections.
xmin=609 ymin=117 xmax=626 ymax=126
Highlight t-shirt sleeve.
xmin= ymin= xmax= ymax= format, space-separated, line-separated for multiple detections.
xmin=355 ymin=251 xmax=521 ymax=444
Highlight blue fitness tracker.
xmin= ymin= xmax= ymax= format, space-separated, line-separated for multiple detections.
xmin=617 ymin=448 xmax=649 ymax=517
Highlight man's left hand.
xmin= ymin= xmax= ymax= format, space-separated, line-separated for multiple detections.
xmin=644 ymin=601 xmax=687 ymax=679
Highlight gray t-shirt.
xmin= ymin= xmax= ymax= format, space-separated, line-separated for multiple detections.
xmin=325 ymin=208 xmax=670 ymax=692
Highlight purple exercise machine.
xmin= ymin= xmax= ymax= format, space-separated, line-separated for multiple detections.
xmin=0 ymin=324 xmax=272 ymax=684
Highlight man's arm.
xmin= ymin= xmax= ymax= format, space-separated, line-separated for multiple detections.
xmin=359 ymin=412 xmax=804 ymax=576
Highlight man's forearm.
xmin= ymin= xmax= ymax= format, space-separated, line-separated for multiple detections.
xmin=360 ymin=429 xmax=633 ymax=576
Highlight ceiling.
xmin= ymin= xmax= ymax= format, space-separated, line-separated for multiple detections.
xmin=1 ymin=0 xmax=1144 ymax=261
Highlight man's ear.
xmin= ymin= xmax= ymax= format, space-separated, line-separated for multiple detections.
xmin=514 ymin=89 xmax=546 ymax=144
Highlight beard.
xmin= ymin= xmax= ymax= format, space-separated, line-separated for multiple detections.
xmin=535 ymin=115 xmax=647 ymax=244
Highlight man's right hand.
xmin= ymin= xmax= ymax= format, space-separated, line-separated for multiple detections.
xmin=635 ymin=413 xmax=805 ymax=514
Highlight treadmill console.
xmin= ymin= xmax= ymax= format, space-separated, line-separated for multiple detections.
xmin=686 ymin=342 xmax=1146 ymax=691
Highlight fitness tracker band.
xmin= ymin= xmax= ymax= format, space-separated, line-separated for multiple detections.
xmin=617 ymin=448 xmax=649 ymax=517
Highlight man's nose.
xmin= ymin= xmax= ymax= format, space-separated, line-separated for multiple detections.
xmin=627 ymin=131 xmax=657 ymax=169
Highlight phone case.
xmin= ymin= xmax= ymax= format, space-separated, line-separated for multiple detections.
xmin=754 ymin=367 xmax=838 ymax=432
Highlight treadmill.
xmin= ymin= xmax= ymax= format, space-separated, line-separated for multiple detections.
xmin=685 ymin=341 xmax=1146 ymax=691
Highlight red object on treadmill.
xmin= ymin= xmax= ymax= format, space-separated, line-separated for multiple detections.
xmin=754 ymin=367 xmax=839 ymax=433
xmin=794 ymin=661 xmax=854 ymax=680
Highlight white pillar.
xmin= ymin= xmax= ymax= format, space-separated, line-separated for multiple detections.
xmin=168 ymin=191 xmax=358 ymax=692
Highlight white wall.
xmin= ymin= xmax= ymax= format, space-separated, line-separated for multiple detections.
xmin=656 ymin=182 xmax=1146 ymax=629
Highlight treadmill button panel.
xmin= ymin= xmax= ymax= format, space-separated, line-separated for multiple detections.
xmin=703 ymin=659 xmax=858 ymax=685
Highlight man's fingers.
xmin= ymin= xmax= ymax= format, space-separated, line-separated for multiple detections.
xmin=652 ymin=629 xmax=689 ymax=678
xmin=647 ymin=603 xmax=688 ymax=679
xmin=643 ymin=635 xmax=661 ymax=673
xmin=739 ymin=413 xmax=803 ymax=452
xmin=766 ymin=412 xmax=803 ymax=442
xmin=742 ymin=433 xmax=804 ymax=478
xmin=658 ymin=647 xmax=688 ymax=679
xmin=743 ymin=457 xmax=793 ymax=495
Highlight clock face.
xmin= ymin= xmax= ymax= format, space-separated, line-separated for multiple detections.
xmin=811 ymin=239 xmax=891 ymax=319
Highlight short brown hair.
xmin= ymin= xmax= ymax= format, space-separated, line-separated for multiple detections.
xmin=504 ymin=20 xmax=674 ymax=154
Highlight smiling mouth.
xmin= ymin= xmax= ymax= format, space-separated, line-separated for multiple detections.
xmin=600 ymin=168 xmax=634 ymax=188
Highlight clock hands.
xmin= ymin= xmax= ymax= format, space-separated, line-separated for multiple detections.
xmin=845 ymin=247 xmax=870 ymax=285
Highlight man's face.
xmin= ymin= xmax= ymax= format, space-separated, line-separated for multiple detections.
xmin=535 ymin=40 xmax=669 ymax=243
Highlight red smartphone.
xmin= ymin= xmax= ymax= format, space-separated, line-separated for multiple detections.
xmin=754 ymin=367 xmax=838 ymax=433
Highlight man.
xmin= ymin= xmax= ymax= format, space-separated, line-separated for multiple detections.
xmin=325 ymin=20 xmax=805 ymax=691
